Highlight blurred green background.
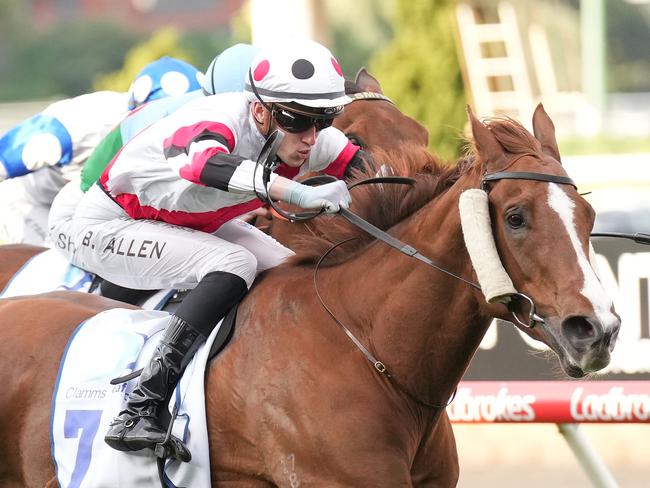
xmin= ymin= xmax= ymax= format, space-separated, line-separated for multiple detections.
xmin=0 ymin=0 xmax=649 ymax=159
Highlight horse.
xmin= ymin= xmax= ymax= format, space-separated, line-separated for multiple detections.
xmin=0 ymin=104 xmax=620 ymax=487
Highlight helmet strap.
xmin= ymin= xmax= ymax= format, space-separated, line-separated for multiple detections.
xmin=251 ymin=100 xmax=275 ymax=139
xmin=248 ymin=68 xmax=277 ymax=138
xmin=248 ymin=69 xmax=273 ymax=112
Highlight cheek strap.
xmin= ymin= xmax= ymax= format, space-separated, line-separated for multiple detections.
xmin=459 ymin=189 xmax=516 ymax=304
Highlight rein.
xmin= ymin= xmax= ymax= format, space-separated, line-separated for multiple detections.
xmin=591 ymin=232 xmax=650 ymax=244
xmin=313 ymin=237 xmax=457 ymax=410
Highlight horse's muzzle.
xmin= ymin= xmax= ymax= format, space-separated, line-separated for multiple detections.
xmin=561 ymin=314 xmax=621 ymax=372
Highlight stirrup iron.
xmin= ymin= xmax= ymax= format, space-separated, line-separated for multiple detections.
xmin=154 ymin=404 xmax=192 ymax=462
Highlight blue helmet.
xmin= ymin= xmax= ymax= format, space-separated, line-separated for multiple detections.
xmin=128 ymin=56 xmax=204 ymax=110
xmin=203 ymin=44 xmax=260 ymax=96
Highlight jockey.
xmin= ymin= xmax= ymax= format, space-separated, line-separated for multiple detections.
xmin=0 ymin=56 xmax=202 ymax=246
xmin=53 ymin=39 xmax=362 ymax=460
xmin=0 ymin=91 xmax=127 ymax=245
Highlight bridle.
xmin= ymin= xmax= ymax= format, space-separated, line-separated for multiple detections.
xmin=482 ymin=171 xmax=576 ymax=191
xmin=480 ymin=168 xmax=577 ymax=328
xmin=311 ymin=168 xmax=580 ymax=409
xmin=347 ymin=91 xmax=394 ymax=104
xmin=327 ymin=170 xmax=580 ymax=334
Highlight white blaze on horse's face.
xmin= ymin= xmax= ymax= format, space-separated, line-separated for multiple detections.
xmin=546 ymin=183 xmax=619 ymax=332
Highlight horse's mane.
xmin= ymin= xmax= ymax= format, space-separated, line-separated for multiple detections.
xmin=290 ymin=117 xmax=538 ymax=266
xmin=486 ymin=116 xmax=542 ymax=155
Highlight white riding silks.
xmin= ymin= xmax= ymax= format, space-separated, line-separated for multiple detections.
xmin=459 ymin=189 xmax=516 ymax=304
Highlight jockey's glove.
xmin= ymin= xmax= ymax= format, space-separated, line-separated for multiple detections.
xmin=283 ymin=180 xmax=351 ymax=213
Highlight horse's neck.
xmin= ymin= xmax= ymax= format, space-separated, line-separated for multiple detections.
xmin=337 ymin=177 xmax=493 ymax=404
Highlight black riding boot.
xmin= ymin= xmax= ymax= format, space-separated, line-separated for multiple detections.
xmin=104 ymin=271 xmax=248 ymax=461
xmin=104 ymin=315 xmax=203 ymax=460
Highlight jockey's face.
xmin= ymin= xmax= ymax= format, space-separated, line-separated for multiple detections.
xmin=251 ymin=102 xmax=321 ymax=167
xmin=275 ymin=123 xmax=318 ymax=167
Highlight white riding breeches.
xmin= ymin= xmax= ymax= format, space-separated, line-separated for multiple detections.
xmin=0 ymin=167 xmax=67 ymax=246
xmin=49 ymin=183 xmax=294 ymax=290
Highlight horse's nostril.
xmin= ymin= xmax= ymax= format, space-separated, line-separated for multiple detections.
xmin=562 ymin=316 xmax=602 ymax=351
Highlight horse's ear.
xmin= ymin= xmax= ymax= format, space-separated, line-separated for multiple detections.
xmin=532 ymin=103 xmax=562 ymax=163
xmin=467 ymin=105 xmax=506 ymax=171
xmin=355 ymin=67 xmax=383 ymax=94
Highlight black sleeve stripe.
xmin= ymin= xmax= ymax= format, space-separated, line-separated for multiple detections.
xmin=164 ymin=144 xmax=185 ymax=159
xmin=191 ymin=130 xmax=230 ymax=150
xmin=199 ymin=152 xmax=246 ymax=191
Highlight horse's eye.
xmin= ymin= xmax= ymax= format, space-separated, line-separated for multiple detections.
xmin=507 ymin=213 xmax=525 ymax=229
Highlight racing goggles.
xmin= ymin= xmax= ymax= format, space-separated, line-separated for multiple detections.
xmin=272 ymin=106 xmax=334 ymax=134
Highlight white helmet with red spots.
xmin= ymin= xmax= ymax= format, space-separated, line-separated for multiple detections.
xmin=245 ymin=39 xmax=350 ymax=118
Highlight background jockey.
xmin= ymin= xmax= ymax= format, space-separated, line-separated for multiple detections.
xmin=78 ymin=44 xmax=260 ymax=194
xmin=0 ymin=56 xmax=202 ymax=246
xmin=52 ymin=39 xmax=364 ymax=461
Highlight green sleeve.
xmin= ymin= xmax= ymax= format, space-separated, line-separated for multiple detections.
xmin=80 ymin=126 xmax=124 ymax=192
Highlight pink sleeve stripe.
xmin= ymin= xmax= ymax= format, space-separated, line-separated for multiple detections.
xmin=177 ymin=146 xmax=228 ymax=185
xmin=163 ymin=121 xmax=236 ymax=154
xmin=322 ymin=141 xmax=359 ymax=180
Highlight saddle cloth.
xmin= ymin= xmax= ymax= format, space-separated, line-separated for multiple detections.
xmin=51 ymin=308 xmax=222 ymax=488
xmin=0 ymin=248 xmax=175 ymax=310
xmin=0 ymin=248 xmax=92 ymax=297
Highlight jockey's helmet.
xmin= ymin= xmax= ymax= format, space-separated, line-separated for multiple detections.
xmin=245 ymin=39 xmax=350 ymax=125
xmin=127 ymin=56 xmax=204 ymax=110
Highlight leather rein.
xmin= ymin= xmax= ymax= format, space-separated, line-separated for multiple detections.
xmin=254 ymin=132 xmax=586 ymax=409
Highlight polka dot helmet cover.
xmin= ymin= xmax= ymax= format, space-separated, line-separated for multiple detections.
xmin=245 ymin=39 xmax=351 ymax=111
xmin=128 ymin=56 xmax=204 ymax=110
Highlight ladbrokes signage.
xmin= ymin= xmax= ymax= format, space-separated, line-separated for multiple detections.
xmin=447 ymin=381 xmax=650 ymax=423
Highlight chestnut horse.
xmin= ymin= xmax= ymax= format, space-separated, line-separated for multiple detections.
xmin=0 ymin=105 xmax=620 ymax=487
xmin=0 ymin=69 xmax=427 ymax=292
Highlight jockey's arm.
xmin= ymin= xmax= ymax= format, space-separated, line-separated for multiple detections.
xmin=167 ymin=120 xmax=351 ymax=212
xmin=305 ymin=126 xmax=361 ymax=180
xmin=197 ymin=156 xmax=350 ymax=213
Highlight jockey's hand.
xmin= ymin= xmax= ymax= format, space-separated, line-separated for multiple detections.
xmin=283 ymin=180 xmax=351 ymax=213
